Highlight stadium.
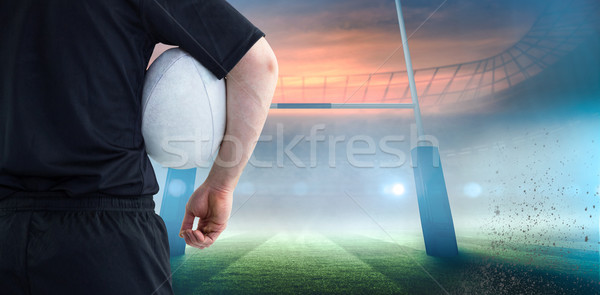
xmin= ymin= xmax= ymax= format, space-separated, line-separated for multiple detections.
xmin=149 ymin=0 xmax=599 ymax=294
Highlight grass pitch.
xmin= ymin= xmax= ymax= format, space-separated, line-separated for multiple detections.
xmin=169 ymin=231 xmax=598 ymax=294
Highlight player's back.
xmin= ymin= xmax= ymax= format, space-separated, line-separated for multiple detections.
xmin=0 ymin=0 xmax=159 ymax=198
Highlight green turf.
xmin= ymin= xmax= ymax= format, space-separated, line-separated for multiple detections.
xmin=170 ymin=231 xmax=599 ymax=295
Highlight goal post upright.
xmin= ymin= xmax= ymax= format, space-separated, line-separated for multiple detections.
xmin=394 ymin=0 xmax=458 ymax=257
xmin=270 ymin=1 xmax=460 ymax=258
xmin=394 ymin=0 xmax=425 ymax=138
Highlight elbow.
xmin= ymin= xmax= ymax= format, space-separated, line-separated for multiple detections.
xmin=257 ymin=41 xmax=278 ymax=104
xmin=263 ymin=43 xmax=278 ymax=80
xmin=247 ymin=37 xmax=278 ymax=83
xmin=226 ymin=37 xmax=278 ymax=108
xmin=229 ymin=37 xmax=278 ymax=87
xmin=265 ymin=51 xmax=278 ymax=83
xmin=260 ymin=49 xmax=278 ymax=105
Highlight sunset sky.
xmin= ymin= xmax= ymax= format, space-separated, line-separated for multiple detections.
xmin=226 ymin=0 xmax=548 ymax=77
xmin=151 ymin=0 xmax=549 ymax=78
xmin=147 ymin=0 xmax=581 ymax=107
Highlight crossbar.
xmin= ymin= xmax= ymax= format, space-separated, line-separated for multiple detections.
xmin=270 ymin=103 xmax=415 ymax=109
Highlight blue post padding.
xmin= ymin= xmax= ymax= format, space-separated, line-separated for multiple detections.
xmin=411 ymin=146 xmax=458 ymax=257
xmin=159 ymin=168 xmax=197 ymax=256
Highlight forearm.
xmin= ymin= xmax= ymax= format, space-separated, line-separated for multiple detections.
xmin=205 ymin=38 xmax=278 ymax=191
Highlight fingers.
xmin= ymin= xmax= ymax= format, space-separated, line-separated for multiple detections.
xmin=181 ymin=224 xmax=226 ymax=249
xmin=179 ymin=210 xmax=195 ymax=238
xmin=181 ymin=229 xmax=207 ymax=249
xmin=179 ymin=210 xmax=211 ymax=249
xmin=181 ymin=229 xmax=214 ymax=249
xmin=204 ymin=230 xmax=222 ymax=247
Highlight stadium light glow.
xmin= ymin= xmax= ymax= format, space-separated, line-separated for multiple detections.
xmin=463 ymin=182 xmax=482 ymax=198
xmin=167 ymin=179 xmax=186 ymax=197
xmin=392 ymin=183 xmax=405 ymax=196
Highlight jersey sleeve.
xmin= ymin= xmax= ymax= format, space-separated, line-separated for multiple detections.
xmin=141 ymin=0 xmax=265 ymax=79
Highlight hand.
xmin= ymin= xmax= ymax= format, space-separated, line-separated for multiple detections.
xmin=177 ymin=38 xmax=276 ymax=249
xmin=179 ymin=181 xmax=233 ymax=249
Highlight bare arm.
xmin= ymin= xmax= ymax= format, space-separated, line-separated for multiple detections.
xmin=179 ymin=37 xmax=278 ymax=249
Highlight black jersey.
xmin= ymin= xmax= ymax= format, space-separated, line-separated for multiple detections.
xmin=0 ymin=0 xmax=264 ymax=198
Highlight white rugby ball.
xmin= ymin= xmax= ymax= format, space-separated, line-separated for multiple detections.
xmin=142 ymin=48 xmax=226 ymax=169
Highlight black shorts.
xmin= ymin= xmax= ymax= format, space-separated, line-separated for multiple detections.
xmin=0 ymin=194 xmax=173 ymax=295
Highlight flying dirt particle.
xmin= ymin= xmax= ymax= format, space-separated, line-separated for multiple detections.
xmin=585 ymin=236 xmax=589 ymax=242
